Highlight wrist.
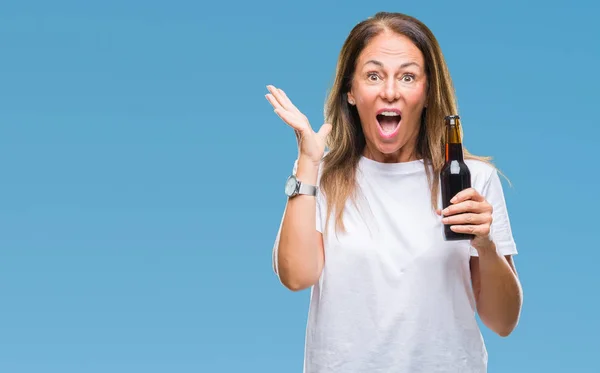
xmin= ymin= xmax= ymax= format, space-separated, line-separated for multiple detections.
xmin=298 ymin=153 xmax=321 ymax=168
xmin=472 ymin=238 xmax=497 ymax=258
xmin=296 ymin=155 xmax=320 ymax=184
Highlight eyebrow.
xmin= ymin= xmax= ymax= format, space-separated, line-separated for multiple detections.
xmin=363 ymin=60 xmax=421 ymax=69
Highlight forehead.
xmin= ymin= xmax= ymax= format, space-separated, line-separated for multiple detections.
xmin=357 ymin=30 xmax=424 ymax=67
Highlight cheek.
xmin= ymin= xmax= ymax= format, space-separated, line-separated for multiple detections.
xmin=410 ymin=84 xmax=428 ymax=107
xmin=352 ymin=84 xmax=379 ymax=104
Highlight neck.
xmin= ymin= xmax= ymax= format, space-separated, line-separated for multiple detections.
xmin=363 ymin=141 xmax=419 ymax=163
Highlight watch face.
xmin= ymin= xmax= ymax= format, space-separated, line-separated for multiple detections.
xmin=284 ymin=176 xmax=298 ymax=196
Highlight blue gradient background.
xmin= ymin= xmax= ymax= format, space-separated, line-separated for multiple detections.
xmin=1 ymin=1 xmax=598 ymax=372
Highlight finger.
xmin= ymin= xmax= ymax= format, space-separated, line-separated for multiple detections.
xmin=442 ymin=212 xmax=491 ymax=226
xmin=435 ymin=209 xmax=442 ymax=216
xmin=265 ymin=93 xmax=284 ymax=111
xmin=442 ymin=200 xmax=490 ymax=216
xmin=450 ymin=224 xmax=490 ymax=237
xmin=266 ymin=85 xmax=286 ymax=110
xmin=317 ymin=123 xmax=332 ymax=139
xmin=450 ymin=188 xmax=484 ymax=204
xmin=276 ymin=88 xmax=303 ymax=115
xmin=273 ymin=108 xmax=308 ymax=133
xmin=267 ymin=85 xmax=298 ymax=114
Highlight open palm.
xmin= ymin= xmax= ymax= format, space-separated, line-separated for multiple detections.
xmin=265 ymin=85 xmax=331 ymax=164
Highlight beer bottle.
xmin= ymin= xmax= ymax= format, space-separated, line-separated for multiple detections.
xmin=441 ymin=115 xmax=474 ymax=241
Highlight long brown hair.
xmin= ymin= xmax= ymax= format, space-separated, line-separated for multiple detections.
xmin=320 ymin=11 xmax=492 ymax=233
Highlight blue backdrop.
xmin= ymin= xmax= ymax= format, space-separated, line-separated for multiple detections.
xmin=1 ymin=0 xmax=597 ymax=372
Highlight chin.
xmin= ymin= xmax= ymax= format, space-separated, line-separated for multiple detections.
xmin=365 ymin=128 xmax=414 ymax=160
xmin=376 ymin=141 xmax=404 ymax=155
xmin=365 ymin=136 xmax=401 ymax=156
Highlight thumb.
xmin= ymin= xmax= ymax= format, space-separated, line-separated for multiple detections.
xmin=317 ymin=123 xmax=332 ymax=139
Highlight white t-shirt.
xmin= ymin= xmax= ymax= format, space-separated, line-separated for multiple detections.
xmin=273 ymin=155 xmax=517 ymax=373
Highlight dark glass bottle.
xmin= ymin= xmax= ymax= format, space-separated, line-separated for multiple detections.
xmin=440 ymin=115 xmax=474 ymax=241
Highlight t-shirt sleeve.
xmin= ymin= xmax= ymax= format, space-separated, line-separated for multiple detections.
xmin=470 ymin=169 xmax=518 ymax=257
xmin=272 ymin=159 xmax=324 ymax=275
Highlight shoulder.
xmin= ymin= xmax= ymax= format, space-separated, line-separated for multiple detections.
xmin=465 ymin=158 xmax=496 ymax=175
xmin=464 ymin=158 xmax=500 ymax=191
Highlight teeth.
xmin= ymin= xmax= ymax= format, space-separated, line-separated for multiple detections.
xmin=379 ymin=111 xmax=400 ymax=116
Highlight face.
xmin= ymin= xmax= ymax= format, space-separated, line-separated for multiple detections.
xmin=348 ymin=30 xmax=428 ymax=163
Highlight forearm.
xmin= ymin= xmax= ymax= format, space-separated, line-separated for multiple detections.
xmin=276 ymin=157 xmax=323 ymax=290
xmin=475 ymin=245 xmax=523 ymax=337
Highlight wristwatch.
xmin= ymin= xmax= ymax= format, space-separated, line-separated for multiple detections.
xmin=284 ymin=175 xmax=317 ymax=197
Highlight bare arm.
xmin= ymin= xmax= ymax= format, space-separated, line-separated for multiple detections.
xmin=265 ymin=84 xmax=331 ymax=291
xmin=440 ymin=179 xmax=523 ymax=337
xmin=470 ymin=251 xmax=522 ymax=337
xmin=274 ymin=156 xmax=325 ymax=291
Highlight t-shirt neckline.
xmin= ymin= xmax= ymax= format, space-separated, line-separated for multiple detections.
xmin=359 ymin=156 xmax=425 ymax=175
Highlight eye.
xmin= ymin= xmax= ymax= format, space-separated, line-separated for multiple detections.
xmin=401 ymin=74 xmax=415 ymax=83
xmin=367 ymin=72 xmax=381 ymax=81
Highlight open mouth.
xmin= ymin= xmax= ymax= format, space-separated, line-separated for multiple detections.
xmin=376 ymin=111 xmax=401 ymax=135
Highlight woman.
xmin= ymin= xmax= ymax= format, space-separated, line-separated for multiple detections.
xmin=266 ymin=11 xmax=522 ymax=373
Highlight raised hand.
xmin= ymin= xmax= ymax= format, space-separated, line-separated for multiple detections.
xmin=265 ymin=85 xmax=332 ymax=165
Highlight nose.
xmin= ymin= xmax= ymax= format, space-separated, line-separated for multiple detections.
xmin=380 ymin=79 xmax=400 ymax=102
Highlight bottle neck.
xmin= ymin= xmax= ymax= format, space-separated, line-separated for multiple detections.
xmin=445 ymin=124 xmax=464 ymax=161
